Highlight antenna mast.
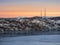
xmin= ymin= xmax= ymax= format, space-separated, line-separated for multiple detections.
xmin=44 ymin=8 xmax=46 ymax=18
xmin=41 ymin=8 xmax=42 ymax=17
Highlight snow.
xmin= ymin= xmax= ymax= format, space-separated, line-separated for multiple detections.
xmin=0 ymin=35 xmax=60 ymax=45
xmin=56 ymin=20 xmax=60 ymax=24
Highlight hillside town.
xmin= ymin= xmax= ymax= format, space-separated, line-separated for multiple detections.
xmin=0 ymin=16 xmax=60 ymax=35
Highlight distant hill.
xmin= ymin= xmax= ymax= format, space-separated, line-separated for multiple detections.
xmin=49 ymin=17 xmax=60 ymax=20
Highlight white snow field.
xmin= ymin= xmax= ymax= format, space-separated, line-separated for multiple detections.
xmin=0 ymin=35 xmax=60 ymax=45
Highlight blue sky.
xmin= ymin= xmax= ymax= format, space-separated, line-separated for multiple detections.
xmin=0 ymin=0 xmax=60 ymax=5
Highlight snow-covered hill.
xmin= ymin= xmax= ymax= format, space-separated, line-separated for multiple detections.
xmin=0 ymin=16 xmax=60 ymax=34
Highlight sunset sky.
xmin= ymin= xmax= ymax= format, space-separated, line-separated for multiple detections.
xmin=0 ymin=0 xmax=60 ymax=18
